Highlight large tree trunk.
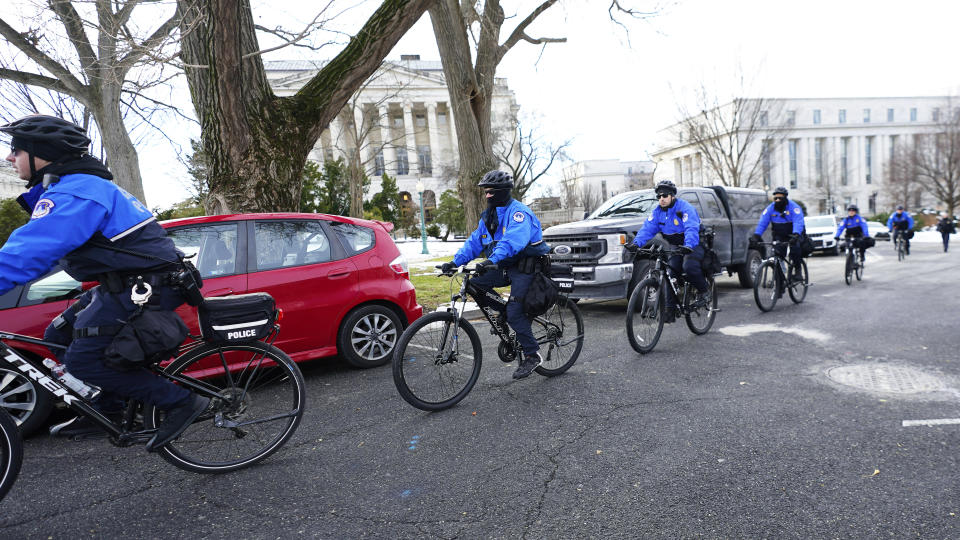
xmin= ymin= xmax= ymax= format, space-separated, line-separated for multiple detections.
xmin=178 ymin=0 xmax=431 ymax=214
xmin=92 ymin=88 xmax=146 ymax=202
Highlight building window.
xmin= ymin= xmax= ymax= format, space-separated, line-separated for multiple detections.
xmin=914 ymin=189 xmax=922 ymax=207
xmin=910 ymin=108 xmax=917 ymax=121
xmin=868 ymin=193 xmax=877 ymax=215
xmin=393 ymin=116 xmax=403 ymax=128
xmin=841 ymin=138 xmax=849 ymax=186
xmin=889 ymin=134 xmax=898 ymax=161
xmin=865 ymin=137 xmax=873 ymax=184
xmin=863 ymin=108 xmax=870 ymax=123
xmin=601 ymin=180 xmax=608 ymax=201
xmin=887 ymin=108 xmax=894 ymax=122
xmin=374 ymin=150 xmax=384 ymax=176
xmin=789 ymin=140 xmax=798 ymax=189
xmin=786 ymin=110 xmax=796 ymax=126
xmin=438 ymin=112 xmax=447 ymax=125
xmin=813 ymin=109 xmax=821 ymax=124
xmin=324 ymin=148 xmax=334 ymax=163
xmin=417 ymin=145 xmax=432 ymax=175
xmin=415 ymin=114 xmax=426 ymax=127
xmin=762 ymin=139 xmax=772 ymax=187
xmin=839 ymin=109 xmax=847 ymax=124
xmin=933 ymin=108 xmax=941 ymax=122
xmin=815 ymin=138 xmax=824 ymax=187
xmin=396 ymin=147 xmax=409 ymax=175
xmin=759 ymin=111 xmax=768 ymax=127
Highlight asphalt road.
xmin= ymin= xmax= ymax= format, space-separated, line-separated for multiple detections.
xmin=2 ymin=240 xmax=959 ymax=538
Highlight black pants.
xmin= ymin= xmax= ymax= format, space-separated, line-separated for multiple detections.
xmin=665 ymin=244 xmax=708 ymax=308
xmin=893 ymin=230 xmax=911 ymax=253
xmin=772 ymin=235 xmax=802 ymax=272
xmin=942 ymin=233 xmax=950 ymax=252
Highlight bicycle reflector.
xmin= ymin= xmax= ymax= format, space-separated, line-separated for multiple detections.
xmin=276 ymin=309 xmax=284 ymax=322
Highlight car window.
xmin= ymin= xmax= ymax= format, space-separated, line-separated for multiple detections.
xmin=679 ymin=192 xmax=703 ymax=214
xmin=254 ymin=220 xmax=332 ymax=270
xmin=167 ymin=223 xmax=240 ymax=279
xmin=330 ymin=222 xmax=375 ymax=256
xmin=21 ymin=270 xmax=82 ymax=306
xmin=588 ymin=192 xmax=657 ymax=219
xmin=700 ymin=193 xmax=725 ymax=218
xmin=731 ymin=193 xmax=769 ymax=219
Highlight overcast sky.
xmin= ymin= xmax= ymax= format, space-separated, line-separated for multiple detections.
xmin=140 ymin=0 xmax=960 ymax=208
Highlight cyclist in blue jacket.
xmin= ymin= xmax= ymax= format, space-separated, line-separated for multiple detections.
xmin=0 ymin=115 xmax=208 ymax=448
xmin=626 ymin=179 xmax=710 ymax=323
xmin=834 ymin=205 xmax=871 ymax=261
xmin=751 ymin=186 xmax=805 ymax=281
xmin=440 ymin=170 xmax=550 ymax=380
xmin=887 ymin=205 xmax=914 ymax=255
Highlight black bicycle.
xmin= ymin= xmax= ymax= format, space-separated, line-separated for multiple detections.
xmin=753 ymin=240 xmax=809 ymax=312
xmin=893 ymin=229 xmax=909 ymax=261
xmin=0 ymin=407 xmax=22 ymax=502
xmin=0 ymin=323 xmax=305 ymax=474
xmin=625 ymin=245 xmax=719 ymax=354
xmin=841 ymin=237 xmax=864 ymax=285
xmin=392 ymin=265 xmax=584 ymax=411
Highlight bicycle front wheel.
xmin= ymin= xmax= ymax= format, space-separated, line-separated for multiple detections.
xmin=533 ymin=297 xmax=584 ymax=376
xmin=855 ymin=257 xmax=864 ymax=281
xmin=753 ymin=261 xmax=779 ymax=312
xmin=788 ymin=260 xmax=809 ymax=303
xmin=685 ymin=276 xmax=717 ymax=335
xmin=145 ymin=341 xmax=305 ymax=474
xmin=626 ymin=278 xmax=665 ymax=354
xmin=897 ymin=239 xmax=905 ymax=261
xmin=844 ymin=252 xmax=853 ymax=285
xmin=0 ymin=408 xmax=22 ymax=502
xmin=392 ymin=312 xmax=482 ymax=411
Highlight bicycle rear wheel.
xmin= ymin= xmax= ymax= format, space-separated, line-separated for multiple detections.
xmin=844 ymin=252 xmax=853 ymax=285
xmin=145 ymin=341 xmax=305 ymax=474
xmin=753 ymin=261 xmax=779 ymax=312
xmin=392 ymin=312 xmax=482 ymax=411
xmin=788 ymin=260 xmax=809 ymax=303
xmin=685 ymin=276 xmax=717 ymax=335
xmin=626 ymin=278 xmax=665 ymax=354
xmin=533 ymin=297 xmax=584 ymax=376
xmin=0 ymin=408 xmax=22 ymax=502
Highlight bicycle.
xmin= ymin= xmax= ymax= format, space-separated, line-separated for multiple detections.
xmin=0 ymin=407 xmax=22 ymax=502
xmin=392 ymin=265 xmax=584 ymax=411
xmin=0 ymin=321 xmax=305 ymax=474
xmin=752 ymin=240 xmax=809 ymax=312
xmin=841 ymin=237 xmax=864 ymax=285
xmin=624 ymin=244 xmax=719 ymax=354
xmin=893 ymin=229 xmax=909 ymax=261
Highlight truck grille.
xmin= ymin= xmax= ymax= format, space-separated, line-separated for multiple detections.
xmin=544 ymin=234 xmax=606 ymax=264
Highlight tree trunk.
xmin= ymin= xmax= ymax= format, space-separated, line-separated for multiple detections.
xmin=91 ymin=90 xmax=146 ymax=202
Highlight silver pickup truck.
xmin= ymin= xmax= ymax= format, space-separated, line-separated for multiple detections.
xmin=543 ymin=186 xmax=771 ymax=300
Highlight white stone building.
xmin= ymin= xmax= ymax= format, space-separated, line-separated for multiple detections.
xmin=266 ymin=56 xmax=520 ymax=219
xmin=0 ymin=165 xmax=22 ymax=200
xmin=561 ymin=159 xmax=655 ymax=210
xmin=652 ymin=96 xmax=952 ymax=216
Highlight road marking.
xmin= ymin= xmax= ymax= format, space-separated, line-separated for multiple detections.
xmin=717 ymin=323 xmax=830 ymax=342
xmin=902 ymin=418 xmax=960 ymax=427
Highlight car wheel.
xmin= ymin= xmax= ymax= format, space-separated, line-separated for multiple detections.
xmin=737 ymin=249 xmax=763 ymax=288
xmin=338 ymin=305 xmax=403 ymax=368
xmin=0 ymin=356 xmax=55 ymax=436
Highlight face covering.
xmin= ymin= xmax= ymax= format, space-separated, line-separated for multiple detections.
xmin=483 ymin=189 xmax=513 ymax=236
xmin=774 ymin=198 xmax=788 ymax=212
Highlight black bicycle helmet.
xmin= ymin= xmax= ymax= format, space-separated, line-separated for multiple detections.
xmin=847 ymin=205 xmax=859 ymax=212
xmin=772 ymin=186 xmax=788 ymax=197
xmin=477 ymin=170 xmax=514 ymax=189
xmin=654 ymin=179 xmax=677 ymax=196
xmin=0 ymin=115 xmax=91 ymax=160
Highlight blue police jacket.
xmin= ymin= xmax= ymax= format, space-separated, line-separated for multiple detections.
xmin=836 ymin=215 xmax=870 ymax=238
xmin=453 ymin=199 xmax=545 ymax=266
xmin=887 ymin=212 xmax=914 ymax=230
xmin=0 ymin=173 xmax=180 ymax=295
xmin=755 ymin=200 xmax=805 ymax=236
xmin=631 ymin=198 xmax=701 ymax=249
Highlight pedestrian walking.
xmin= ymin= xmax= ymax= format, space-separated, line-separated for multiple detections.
xmin=936 ymin=212 xmax=956 ymax=252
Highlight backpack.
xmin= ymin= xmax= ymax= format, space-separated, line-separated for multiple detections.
xmin=523 ymin=268 xmax=560 ymax=318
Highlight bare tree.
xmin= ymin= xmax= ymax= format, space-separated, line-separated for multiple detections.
xmin=177 ymin=0 xmax=432 ymax=214
xmin=429 ymin=0 xmax=657 ymax=229
xmin=885 ymin=143 xmax=922 ymax=212
xmin=910 ymin=98 xmax=960 ymax=217
xmin=0 ymin=2 xmax=185 ymax=202
xmin=493 ymin=111 xmax=571 ymax=203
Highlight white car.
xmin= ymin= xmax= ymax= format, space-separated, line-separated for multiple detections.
xmin=804 ymin=215 xmax=840 ymax=255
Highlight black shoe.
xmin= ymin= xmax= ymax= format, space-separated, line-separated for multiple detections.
xmin=663 ymin=309 xmax=677 ymax=324
xmin=512 ymin=352 xmax=542 ymax=379
xmin=694 ymin=290 xmax=712 ymax=307
xmin=50 ymin=414 xmax=115 ymax=438
xmin=146 ymin=395 xmax=210 ymax=452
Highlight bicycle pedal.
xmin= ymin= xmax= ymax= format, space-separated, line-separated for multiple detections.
xmin=68 ymin=432 xmax=108 ymax=442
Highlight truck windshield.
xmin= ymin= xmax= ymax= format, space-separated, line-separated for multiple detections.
xmin=588 ymin=193 xmax=658 ymax=219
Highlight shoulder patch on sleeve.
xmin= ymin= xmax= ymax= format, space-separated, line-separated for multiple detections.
xmin=31 ymin=198 xmax=55 ymax=219
xmin=763 ymin=208 xmax=769 ymax=215
xmin=647 ymin=214 xmax=654 ymax=222
xmin=793 ymin=207 xmax=801 ymax=214
xmin=682 ymin=212 xmax=689 ymax=222
xmin=512 ymin=211 xmax=525 ymax=223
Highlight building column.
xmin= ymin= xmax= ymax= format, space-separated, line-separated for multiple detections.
xmin=329 ymin=113 xmax=345 ymax=161
xmin=446 ymin=103 xmax=459 ymax=166
xmin=378 ymin=105 xmax=397 ymax=176
xmin=426 ymin=102 xmax=441 ymax=177
xmin=402 ymin=101 xmax=419 ymax=176
xmin=353 ymin=104 xmax=372 ymax=176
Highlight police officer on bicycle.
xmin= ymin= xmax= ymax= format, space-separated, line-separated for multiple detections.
xmin=441 ymin=170 xmax=550 ymax=380
xmin=887 ymin=205 xmax=914 ymax=255
xmin=834 ymin=205 xmax=871 ymax=261
xmin=626 ymin=180 xmax=710 ymax=324
xmin=0 ymin=115 xmax=207 ymax=450
xmin=752 ymin=186 xmax=805 ymax=281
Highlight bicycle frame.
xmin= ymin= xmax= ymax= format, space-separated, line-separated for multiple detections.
xmin=758 ymin=241 xmax=791 ymax=289
xmin=633 ymin=248 xmax=694 ymax=313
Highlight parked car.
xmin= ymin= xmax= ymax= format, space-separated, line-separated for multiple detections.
xmin=0 ymin=213 xmax=422 ymax=434
xmin=867 ymin=221 xmax=890 ymax=241
xmin=542 ymin=186 xmax=770 ymax=300
xmin=804 ymin=215 xmax=840 ymax=255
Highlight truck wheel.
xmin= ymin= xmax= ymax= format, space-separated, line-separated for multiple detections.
xmin=737 ymin=249 xmax=763 ymax=288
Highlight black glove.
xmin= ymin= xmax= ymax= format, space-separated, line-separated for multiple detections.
xmin=624 ymin=243 xmax=639 ymax=253
xmin=439 ymin=261 xmax=457 ymax=275
xmin=750 ymin=234 xmax=763 ymax=244
xmin=789 ymin=233 xmax=801 ymax=243
xmin=834 ymin=236 xmax=840 ymax=241
xmin=476 ymin=259 xmax=496 ymax=274
xmin=678 ymin=245 xmax=693 ymax=255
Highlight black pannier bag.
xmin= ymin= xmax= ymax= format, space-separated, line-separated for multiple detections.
xmin=702 ymin=248 xmax=723 ymax=275
xmin=198 ymin=292 xmax=277 ymax=343
xmin=860 ymin=236 xmax=876 ymax=249
xmin=799 ymin=232 xmax=816 ymax=257
xmin=550 ymin=263 xmax=575 ymax=294
xmin=104 ymin=309 xmax=189 ymax=370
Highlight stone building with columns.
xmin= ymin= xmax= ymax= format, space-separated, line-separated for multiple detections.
xmin=0 ymin=166 xmax=22 ymax=200
xmin=652 ymin=96 xmax=951 ymax=216
xmin=266 ymin=56 xmax=520 ymax=222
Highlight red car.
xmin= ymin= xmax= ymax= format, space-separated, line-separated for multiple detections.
xmin=0 ymin=213 xmax=422 ymax=434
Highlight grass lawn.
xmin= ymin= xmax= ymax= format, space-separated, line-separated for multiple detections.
xmin=408 ymin=257 xmax=508 ymax=312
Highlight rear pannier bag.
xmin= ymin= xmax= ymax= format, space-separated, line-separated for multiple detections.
xmin=198 ymin=293 xmax=277 ymax=343
xmin=550 ymin=264 xmax=575 ymax=293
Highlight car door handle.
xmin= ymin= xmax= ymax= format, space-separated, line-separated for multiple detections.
xmin=205 ymin=288 xmax=234 ymax=297
xmin=327 ymin=270 xmax=351 ymax=279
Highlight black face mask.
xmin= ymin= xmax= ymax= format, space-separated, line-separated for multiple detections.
xmin=483 ymin=189 xmax=512 ymax=236
xmin=26 ymin=154 xmax=113 ymax=188
xmin=774 ymin=198 xmax=788 ymax=212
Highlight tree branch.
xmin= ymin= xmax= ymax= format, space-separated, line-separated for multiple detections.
xmin=0 ymin=16 xmax=86 ymax=95
xmin=497 ymin=0 xmax=564 ymax=63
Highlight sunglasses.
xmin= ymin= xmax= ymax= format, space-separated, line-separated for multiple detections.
xmin=773 ymin=197 xmax=785 ymax=201
xmin=656 ymin=193 xmax=672 ymax=199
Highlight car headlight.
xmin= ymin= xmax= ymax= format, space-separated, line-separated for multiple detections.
xmin=598 ymin=234 xmax=627 ymax=264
